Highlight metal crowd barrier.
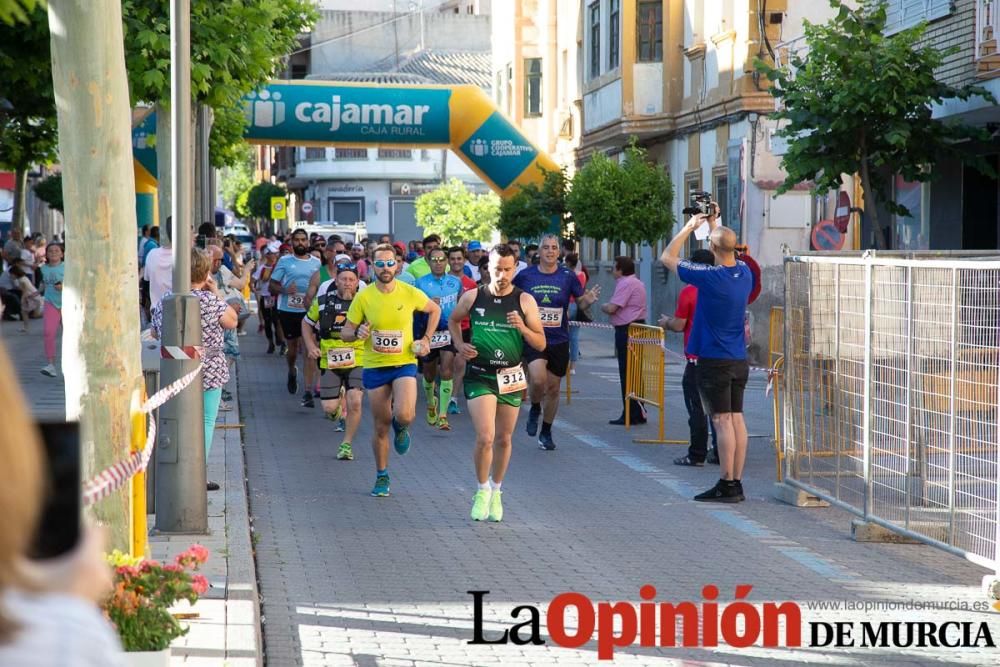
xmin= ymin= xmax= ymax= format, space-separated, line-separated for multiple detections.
xmin=625 ymin=323 xmax=686 ymax=445
xmin=782 ymin=252 xmax=1000 ymax=575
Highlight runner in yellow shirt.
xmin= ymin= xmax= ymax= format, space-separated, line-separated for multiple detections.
xmin=342 ymin=243 xmax=441 ymax=497
xmin=301 ymin=265 xmax=366 ymax=462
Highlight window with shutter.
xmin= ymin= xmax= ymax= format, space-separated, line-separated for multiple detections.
xmin=884 ymin=0 xmax=953 ymax=35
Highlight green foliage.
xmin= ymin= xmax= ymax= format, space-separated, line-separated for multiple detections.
xmin=121 ymin=0 xmax=319 ymax=167
xmin=0 ymin=6 xmax=58 ymax=172
xmin=497 ymin=167 xmax=568 ymax=241
xmin=218 ymin=144 xmax=255 ymax=216
xmin=415 ymin=178 xmax=501 ymax=245
xmin=0 ymin=0 xmax=41 ymax=25
xmin=247 ymin=181 xmax=287 ymax=219
xmin=568 ymin=140 xmax=675 ymax=245
xmin=754 ymin=0 xmax=994 ymax=248
xmin=33 ymin=172 xmax=63 ymax=212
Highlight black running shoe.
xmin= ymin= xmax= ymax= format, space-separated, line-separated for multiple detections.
xmin=538 ymin=432 xmax=556 ymax=451
xmin=735 ymin=480 xmax=746 ymax=502
xmin=526 ymin=405 xmax=541 ymax=437
xmin=301 ymin=391 xmax=314 ymax=408
xmin=266 ymin=343 xmax=275 ymax=354
xmin=287 ymin=367 xmax=298 ymax=394
xmin=693 ymin=480 xmax=741 ymax=504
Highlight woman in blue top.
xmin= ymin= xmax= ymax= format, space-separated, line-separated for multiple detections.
xmin=38 ymin=244 xmax=65 ymax=378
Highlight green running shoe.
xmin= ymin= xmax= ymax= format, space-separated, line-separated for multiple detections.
xmin=488 ymin=490 xmax=503 ymax=522
xmin=392 ymin=418 xmax=410 ymax=455
xmin=371 ymin=473 xmax=390 ymax=497
xmin=470 ymin=489 xmax=491 ymax=521
xmin=425 ymin=396 xmax=438 ymax=425
xmin=337 ymin=442 xmax=353 ymax=461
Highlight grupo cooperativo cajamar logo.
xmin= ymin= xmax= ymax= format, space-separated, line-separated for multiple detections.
xmin=468 ymin=586 xmax=998 ymax=660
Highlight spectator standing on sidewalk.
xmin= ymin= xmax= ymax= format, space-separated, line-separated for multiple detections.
xmin=142 ymin=218 xmax=174 ymax=312
xmin=38 ymin=244 xmax=65 ymax=378
xmin=0 ymin=339 xmax=125 ymax=665
xmin=151 ymin=247 xmax=239 ymax=491
xmin=661 ymin=211 xmax=752 ymax=503
xmin=659 ymin=249 xmax=719 ymax=466
xmin=602 ymin=256 xmax=648 ymax=425
xmin=564 ymin=252 xmax=587 ymax=376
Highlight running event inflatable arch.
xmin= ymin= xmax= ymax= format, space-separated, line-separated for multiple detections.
xmin=242 ymin=80 xmax=560 ymax=197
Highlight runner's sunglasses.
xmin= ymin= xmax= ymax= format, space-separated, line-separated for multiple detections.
xmin=373 ymin=260 xmax=397 ymax=268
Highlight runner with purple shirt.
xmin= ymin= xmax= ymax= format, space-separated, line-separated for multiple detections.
xmin=513 ymin=234 xmax=600 ymax=450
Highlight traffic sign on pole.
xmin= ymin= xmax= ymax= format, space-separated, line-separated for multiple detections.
xmin=834 ymin=191 xmax=851 ymax=232
xmin=811 ymin=219 xmax=845 ymax=251
xmin=301 ymin=201 xmax=313 ymax=215
xmin=271 ymin=197 xmax=286 ymax=220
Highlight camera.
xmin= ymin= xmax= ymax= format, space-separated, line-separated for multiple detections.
xmin=682 ymin=190 xmax=717 ymax=217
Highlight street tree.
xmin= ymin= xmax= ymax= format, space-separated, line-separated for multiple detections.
xmin=247 ymin=180 xmax=287 ymax=233
xmin=568 ymin=140 xmax=675 ymax=246
xmin=0 ymin=6 xmax=58 ymax=239
xmin=415 ymin=178 xmax=500 ymax=245
xmin=497 ymin=167 xmax=568 ymax=242
xmin=0 ymin=0 xmax=40 ymax=24
xmin=218 ymin=144 xmax=255 ymax=218
xmin=121 ymin=0 xmax=318 ymax=226
xmin=48 ymin=0 xmax=143 ymax=549
xmin=33 ymin=171 xmax=63 ymax=213
xmin=755 ymin=0 xmax=994 ymax=249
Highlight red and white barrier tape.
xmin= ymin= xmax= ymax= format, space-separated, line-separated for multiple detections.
xmin=82 ymin=364 xmax=203 ymax=506
xmin=567 ymin=320 xmax=616 ymax=330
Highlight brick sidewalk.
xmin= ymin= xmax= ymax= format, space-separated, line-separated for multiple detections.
xmin=2 ymin=319 xmax=262 ymax=666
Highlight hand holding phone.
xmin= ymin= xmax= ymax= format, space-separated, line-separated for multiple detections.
xmin=21 ymin=524 xmax=112 ymax=603
xmin=29 ymin=421 xmax=81 ymax=561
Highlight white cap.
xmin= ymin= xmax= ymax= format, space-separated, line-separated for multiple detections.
xmin=266 ymin=241 xmax=281 ymax=254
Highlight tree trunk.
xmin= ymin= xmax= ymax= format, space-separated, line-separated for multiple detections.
xmin=155 ymin=103 xmax=171 ymax=239
xmin=858 ymin=149 xmax=887 ymax=250
xmin=194 ymin=104 xmax=214 ymax=226
xmin=48 ymin=0 xmax=142 ymax=550
xmin=11 ymin=167 xmax=27 ymax=240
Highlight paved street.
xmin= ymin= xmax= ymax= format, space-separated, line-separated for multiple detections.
xmin=236 ymin=321 xmax=998 ymax=666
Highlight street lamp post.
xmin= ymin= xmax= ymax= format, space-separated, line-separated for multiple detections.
xmin=156 ymin=0 xmax=207 ymax=533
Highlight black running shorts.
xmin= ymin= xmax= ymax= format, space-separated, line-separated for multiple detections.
xmin=695 ymin=358 xmax=750 ymax=415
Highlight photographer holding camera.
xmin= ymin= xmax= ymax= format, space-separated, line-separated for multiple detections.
xmin=660 ymin=196 xmax=752 ymax=503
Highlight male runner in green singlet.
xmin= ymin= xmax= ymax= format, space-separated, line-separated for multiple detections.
xmin=449 ymin=244 xmax=546 ymax=522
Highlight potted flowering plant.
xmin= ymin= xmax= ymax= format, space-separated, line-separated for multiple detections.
xmin=103 ymin=545 xmax=210 ymax=665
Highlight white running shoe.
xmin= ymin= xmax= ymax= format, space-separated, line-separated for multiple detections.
xmin=40 ymin=364 xmax=57 ymax=377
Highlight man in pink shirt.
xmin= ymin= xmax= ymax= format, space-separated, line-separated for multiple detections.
xmin=601 ymin=256 xmax=648 ymax=425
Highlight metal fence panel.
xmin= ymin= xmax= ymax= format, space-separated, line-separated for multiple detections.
xmin=783 ymin=253 xmax=1000 ymax=573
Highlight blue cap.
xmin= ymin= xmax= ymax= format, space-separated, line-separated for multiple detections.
xmin=468 ymin=241 xmax=483 ymax=251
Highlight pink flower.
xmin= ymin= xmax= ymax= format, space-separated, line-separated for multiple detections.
xmin=188 ymin=544 xmax=209 ymax=563
xmin=174 ymin=544 xmax=210 ymax=568
xmin=191 ymin=575 xmax=209 ymax=595
xmin=163 ymin=564 xmax=182 ymax=573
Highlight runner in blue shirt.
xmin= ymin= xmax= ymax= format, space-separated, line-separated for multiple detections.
xmin=414 ymin=247 xmax=464 ymax=430
xmin=513 ymin=234 xmax=601 ymax=450
xmin=269 ymin=228 xmax=322 ymax=403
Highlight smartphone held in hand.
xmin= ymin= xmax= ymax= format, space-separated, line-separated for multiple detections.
xmin=29 ymin=421 xmax=82 ymax=561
